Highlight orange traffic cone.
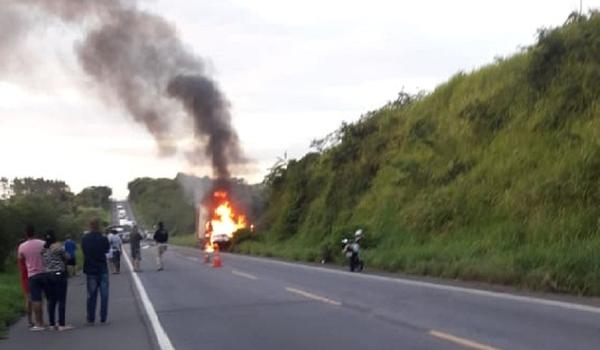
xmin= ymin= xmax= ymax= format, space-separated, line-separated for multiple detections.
xmin=212 ymin=244 xmax=222 ymax=268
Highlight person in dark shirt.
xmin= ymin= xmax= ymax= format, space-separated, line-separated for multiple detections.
xmin=81 ymin=218 xmax=110 ymax=324
xmin=153 ymin=222 xmax=169 ymax=271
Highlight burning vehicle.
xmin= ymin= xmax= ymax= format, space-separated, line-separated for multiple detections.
xmin=199 ymin=190 xmax=248 ymax=252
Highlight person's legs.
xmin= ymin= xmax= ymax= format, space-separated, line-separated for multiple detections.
xmin=113 ymin=251 xmax=121 ymax=273
xmin=25 ymin=296 xmax=33 ymax=327
xmin=156 ymin=245 xmax=162 ymax=270
xmin=99 ymin=273 xmax=109 ymax=323
xmin=57 ymin=273 xmax=67 ymax=326
xmin=157 ymin=244 xmax=167 ymax=270
xmin=29 ymin=274 xmax=45 ymax=328
xmin=46 ymin=274 xmax=57 ymax=327
xmin=67 ymin=259 xmax=76 ymax=277
xmin=86 ymin=274 xmax=99 ymax=323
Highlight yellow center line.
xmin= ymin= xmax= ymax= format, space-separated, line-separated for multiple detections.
xmin=231 ymin=270 xmax=258 ymax=280
xmin=285 ymin=287 xmax=342 ymax=306
xmin=429 ymin=330 xmax=501 ymax=350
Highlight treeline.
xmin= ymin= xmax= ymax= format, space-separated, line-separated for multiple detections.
xmin=236 ymin=12 xmax=600 ymax=295
xmin=0 ymin=178 xmax=111 ymax=270
xmin=127 ymin=173 xmax=264 ymax=236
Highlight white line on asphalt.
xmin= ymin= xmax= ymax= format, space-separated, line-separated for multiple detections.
xmin=231 ymin=270 xmax=258 ymax=280
xmin=123 ymin=250 xmax=175 ymax=350
xmin=286 ymin=287 xmax=342 ymax=306
xmin=429 ymin=330 xmax=501 ymax=350
xmin=231 ymin=253 xmax=600 ymax=315
xmin=186 ymin=256 xmax=199 ymax=262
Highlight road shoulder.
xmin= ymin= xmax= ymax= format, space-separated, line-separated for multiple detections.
xmin=0 ymin=266 xmax=155 ymax=350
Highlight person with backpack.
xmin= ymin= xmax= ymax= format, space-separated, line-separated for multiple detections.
xmin=153 ymin=222 xmax=169 ymax=271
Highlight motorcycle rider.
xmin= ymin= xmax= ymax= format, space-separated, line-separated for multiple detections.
xmin=342 ymin=229 xmax=364 ymax=272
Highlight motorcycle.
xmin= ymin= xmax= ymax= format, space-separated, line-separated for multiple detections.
xmin=341 ymin=238 xmax=364 ymax=272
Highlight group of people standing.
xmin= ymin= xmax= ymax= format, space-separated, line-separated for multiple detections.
xmin=16 ymin=217 xmax=170 ymax=332
xmin=17 ymin=226 xmax=76 ymax=331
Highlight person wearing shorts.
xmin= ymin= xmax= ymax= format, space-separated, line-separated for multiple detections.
xmin=18 ymin=225 xmax=47 ymax=331
xmin=17 ymin=239 xmax=33 ymax=328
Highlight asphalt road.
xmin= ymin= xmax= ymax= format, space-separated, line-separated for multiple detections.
xmin=116 ymin=202 xmax=600 ymax=350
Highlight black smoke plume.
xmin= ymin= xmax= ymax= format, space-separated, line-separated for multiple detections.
xmin=1 ymin=0 xmax=245 ymax=180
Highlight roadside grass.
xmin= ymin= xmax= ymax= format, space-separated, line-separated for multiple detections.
xmin=0 ymin=266 xmax=24 ymax=338
xmin=235 ymin=231 xmax=600 ymax=296
xmin=169 ymin=234 xmax=200 ymax=248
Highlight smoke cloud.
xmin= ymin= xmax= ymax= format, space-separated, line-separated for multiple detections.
xmin=1 ymin=0 xmax=245 ymax=179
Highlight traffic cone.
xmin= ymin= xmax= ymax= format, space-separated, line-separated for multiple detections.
xmin=212 ymin=244 xmax=222 ymax=268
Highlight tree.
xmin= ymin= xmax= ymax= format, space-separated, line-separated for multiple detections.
xmin=76 ymin=186 xmax=113 ymax=210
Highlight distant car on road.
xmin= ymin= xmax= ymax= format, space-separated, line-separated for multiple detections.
xmin=108 ymin=225 xmax=131 ymax=243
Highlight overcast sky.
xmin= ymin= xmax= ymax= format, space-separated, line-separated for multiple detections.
xmin=0 ymin=0 xmax=596 ymax=198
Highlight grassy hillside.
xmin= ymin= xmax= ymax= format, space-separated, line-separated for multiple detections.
xmin=236 ymin=12 xmax=600 ymax=295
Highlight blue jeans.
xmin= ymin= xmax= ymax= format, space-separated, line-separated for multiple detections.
xmin=86 ymin=273 xmax=109 ymax=323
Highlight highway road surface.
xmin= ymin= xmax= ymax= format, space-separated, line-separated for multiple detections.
xmin=115 ymin=202 xmax=600 ymax=350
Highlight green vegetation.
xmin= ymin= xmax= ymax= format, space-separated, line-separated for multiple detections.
xmin=0 ymin=267 xmax=21 ymax=338
xmin=235 ymin=12 xmax=600 ymax=295
xmin=169 ymin=234 xmax=200 ymax=248
xmin=128 ymin=175 xmax=196 ymax=235
xmin=0 ymin=177 xmax=111 ymax=335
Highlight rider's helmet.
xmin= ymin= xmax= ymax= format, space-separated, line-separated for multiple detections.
xmin=354 ymin=229 xmax=363 ymax=241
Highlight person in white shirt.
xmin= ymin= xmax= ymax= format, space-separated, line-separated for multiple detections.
xmin=108 ymin=230 xmax=123 ymax=274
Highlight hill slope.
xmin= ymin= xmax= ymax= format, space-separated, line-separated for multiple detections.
xmin=237 ymin=12 xmax=600 ymax=295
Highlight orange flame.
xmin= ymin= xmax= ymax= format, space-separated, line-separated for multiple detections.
xmin=203 ymin=191 xmax=247 ymax=252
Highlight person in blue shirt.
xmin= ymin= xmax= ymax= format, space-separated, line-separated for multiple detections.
xmin=64 ymin=235 xmax=77 ymax=277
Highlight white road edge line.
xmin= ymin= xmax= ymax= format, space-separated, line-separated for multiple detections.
xmin=429 ymin=330 xmax=501 ymax=350
xmin=231 ymin=270 xmax=258 ymax=280
xmin=230 ymin=253 xmax=600 ymax=315
xmin=286 ymin=287 xmax=342 ymax=306
xmin=123 ymin=250 xmax=175 ymax=350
